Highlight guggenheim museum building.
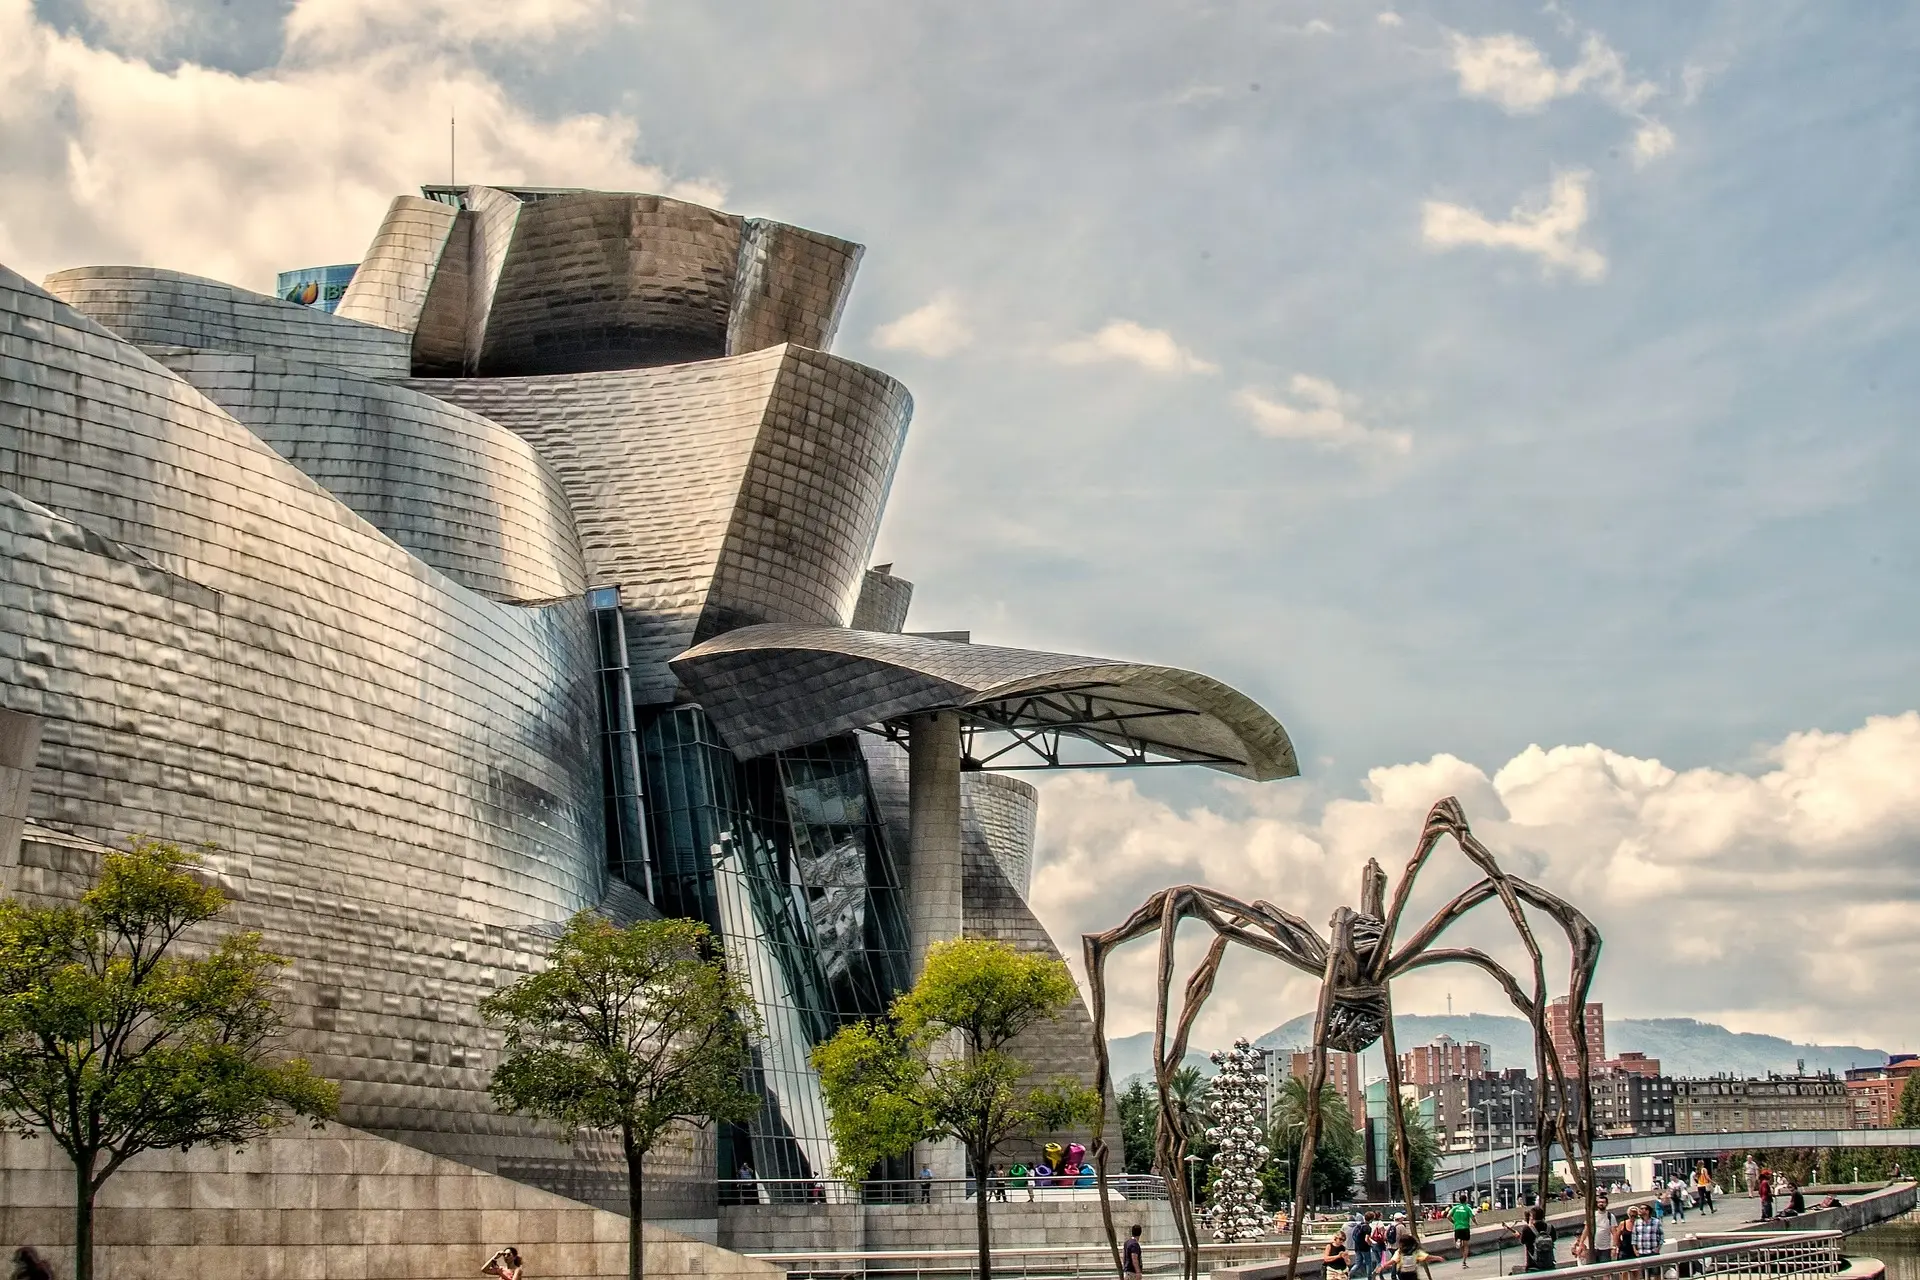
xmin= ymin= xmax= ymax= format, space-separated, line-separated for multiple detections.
xmin=0 ymin=184 xmax=1295 ymax=1228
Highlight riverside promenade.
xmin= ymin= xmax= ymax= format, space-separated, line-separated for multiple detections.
xmin=1220 ymin=1182 xmax=1917 ymax=1280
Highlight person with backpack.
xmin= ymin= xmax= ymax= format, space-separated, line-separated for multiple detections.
xmin=1348 ymin=1214 xmax=1374 ymax=1280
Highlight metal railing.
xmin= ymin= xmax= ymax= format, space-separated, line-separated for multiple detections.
xmin=756 ymin=1240 xmax=1274 ymax=1280
xmin=720 ymin=1175 xmax=1171 ymax=1207
xmin=1549 ymin=1229 xmax=1845 ymax=1280
xmin=749 ymin=1229 xmax=1846 ymax=1280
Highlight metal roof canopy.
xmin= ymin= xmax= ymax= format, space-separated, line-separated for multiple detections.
xmin=668 ymin=624 xmax=1298 ymax=782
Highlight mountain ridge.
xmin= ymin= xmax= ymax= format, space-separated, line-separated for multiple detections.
xmin=1106 ymin=1014 xmax=1887 ymax=1086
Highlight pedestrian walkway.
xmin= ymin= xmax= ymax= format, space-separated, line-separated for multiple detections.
xmin=1437 ymin=1193 xmax=1835 ymax=1280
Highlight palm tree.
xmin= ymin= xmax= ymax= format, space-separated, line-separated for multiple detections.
xmin=1272 ymin=1077 xmax=1356 ymax=1156
xmin=1271 ymin=1077 xmax=1359 ymax=1207
xmin=1168 ymin=1065 xmax=1209 ymax=1130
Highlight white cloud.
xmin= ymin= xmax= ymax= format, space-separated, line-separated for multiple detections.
xmin=1031 ymin=711 xmax=1920 ymax=1049
xmin=1421 ymin=169 xmax=1606 ymax=281
xmin=872 ymin=295 xmax=975 ymax=358
xmin=1052 ymin=320 xmax=1219 ymax=375
xmin=1449 ymin=31 xmax=1656 ymax=115
xmin=1447 ymin=28 xmax=1674 ymax=166
xmin=1632 ymin=119 xmax=1676 ymax=165
xmin=284 ymin=0 xmax=619 ymax=55
xmin=1377 ymin=13 xmax=1405 ymax=28
xmin=1235 ymin=376 xmax=1412 ymax=454
xmin=0 ymin=0 xmax=719 ymax=292
xmin=1303 ymin=19 xmax=1335 ymax=36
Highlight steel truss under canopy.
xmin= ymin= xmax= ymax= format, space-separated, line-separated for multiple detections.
xmin=866 ymin=684 xmax=1246 ymax=771
xmin=668 ymin=624 xmax=1297 ymax=781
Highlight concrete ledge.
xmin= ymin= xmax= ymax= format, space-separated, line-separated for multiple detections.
xmin=1 ymin=1123 xmax=768 ymax=1280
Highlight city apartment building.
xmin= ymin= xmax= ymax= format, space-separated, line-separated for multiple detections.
xmin=1265 ymin=1046 xmax=1368 ymax=1131
xmin=1590 ymin=1072 xmax=1676 ymax=1137
xmin=1844 ymin=1054 xmax=1918 ymax=1128
xmin=1400 ymin=1035 xmax=1492 ymax=1088
xmin=1546 ymin=997 xmax=1607 ymax=1075
xmin=1603 ymin=1052 xmax=1663 ymax=1077
xmin=1429 ymin=1068 xmax=1535 ymax=1153
xmin=1675 ymin=1076 xmax=1854 ymax=1134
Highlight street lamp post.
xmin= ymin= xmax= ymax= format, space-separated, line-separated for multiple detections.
xmin=1186 ymin=1153 xmax=1202 ymax=1207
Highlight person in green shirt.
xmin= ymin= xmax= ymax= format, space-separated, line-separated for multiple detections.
xmin=1448 ymin=1199 xmax=1475 ymax=1267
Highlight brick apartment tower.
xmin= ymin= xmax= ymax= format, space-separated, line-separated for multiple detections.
xmin=1546 ymin=997 xmax=1606 ymax=1076
xmin=1400 ymin=1036 xmax=1491 ymax=1089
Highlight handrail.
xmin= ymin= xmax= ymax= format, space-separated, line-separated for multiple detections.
xmin=748 ymin=1228 xmax=1846 ymax=1280
xmin=720 ymin=1174 xmax=1171 ymax=1206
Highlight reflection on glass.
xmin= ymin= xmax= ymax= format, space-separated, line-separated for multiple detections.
xmin=638 ymin=708 xmax=912 ymax=1187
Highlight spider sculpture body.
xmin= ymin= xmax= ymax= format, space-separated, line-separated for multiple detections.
xmin=1082 ymin=798 xmax=1602 ymax=1280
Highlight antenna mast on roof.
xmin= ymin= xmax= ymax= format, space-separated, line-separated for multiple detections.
xmin=450 ymin=114 xmax=456 ymax=188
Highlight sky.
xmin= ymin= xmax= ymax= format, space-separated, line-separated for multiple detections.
xmin=3 ymin=0 xmax=1916 ymax=1050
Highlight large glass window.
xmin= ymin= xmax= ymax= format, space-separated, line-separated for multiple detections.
xmin=638 ymin=706 xmax=911 ymax=1193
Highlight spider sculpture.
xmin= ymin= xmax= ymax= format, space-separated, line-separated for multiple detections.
xmin=1082 ymin=798 xmax=1602 ymax=1280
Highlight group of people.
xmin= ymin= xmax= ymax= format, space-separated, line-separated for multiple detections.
xmin=983 ymin=1141 xmax=1098 ymax=1201
xmin=1744 ymin=1160 xmax=1807 ymax=1221
xmin=1323 ymin=1210 xmax=1432 ymax=1280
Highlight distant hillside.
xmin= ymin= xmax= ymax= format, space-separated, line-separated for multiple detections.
xmin=1109 ymin=1014 xmax=1887 ymax=1086
xmin=1106 ymin=1031 xmax=1219 ymax=1086
xmin=1257 ymin=1014 xmax=1886 ymax=1081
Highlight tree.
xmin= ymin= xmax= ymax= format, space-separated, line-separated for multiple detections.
xmin=1391 ymin=1098 xmax=1441 ymax=1199
xmin=1119 ymin=1079 xmax=1157 ymax=1174
xmin=0 ymin=838 xmax=338 ymax=1280
xmin=814 ymin=938 xmax=1100 ymax=1280
xmin=1202 ymin=1040 xmax=1270 ymax=1240
xmin=1268 ymin=1077 xmax=1359 ymax=1207
xmin=483 ymin=914 xmax=760 ymax=1280
xmin=1895 ymin=1073 xmax=1920 ymax=1129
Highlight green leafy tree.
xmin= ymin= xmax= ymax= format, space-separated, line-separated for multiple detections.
xmin=1119 ymin=1078 xmax=1157 ymax=1174
xmin=0 ymin=838 xmax=338 ymax=1280
xmin=483 ymin=914 xmax=760 ymax=1280
xmin=814 ymin=938 xmax=1101 ymax=1280
xmin=1895 ymin=1073 xmax=1920 ymax=1129
xmin=1267 ymin=1077 xmax=1359 ymax=1206
xmin=1390 ymin=1098 xmax=1441 ymax=1199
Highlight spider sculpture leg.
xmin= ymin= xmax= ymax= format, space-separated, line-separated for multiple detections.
xmin=1377 ymin=800 xmax=1606 ymax=1253
xmin=1085 ymin=888 xmax=1326 ymax=1280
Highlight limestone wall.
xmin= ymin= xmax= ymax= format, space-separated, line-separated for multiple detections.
xmin=0 ymin=1122 xmax=777 ymax=1280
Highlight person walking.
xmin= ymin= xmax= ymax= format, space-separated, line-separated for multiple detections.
xmin=1610 ymin=1208 xmax=1635 ymax=1266
xmin=1123 ymin=1223 xmax=1146 ymax=1280
xmin=1667 ymin=1174 xmax=1687 ymax=1221
xmin=1744 ymin=1156 xmax=1760 ymax=1197
xmin=1392 ymin=1226 xmax=1426 ymax=1280
xmin=1695 ymin=1163 xmax=1716 ymax=1214
xmin=1590 ymin=1193 xmax=1617 ymax=1264
xmin=1348 ymin=1213 xmax=1374 ymax=1280
xmin=1630 ymin=1204 xmax=1664 ymax=1269
xmin=1448 ymin=1198 xmax=1475 ymax=1268
xmin=919 ymin=1164 xmax=934 ymax=1203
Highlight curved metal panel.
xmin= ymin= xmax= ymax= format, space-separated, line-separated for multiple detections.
xmin=156 ymin=349 xmax=588 ymax=602
xmin=407 ymin=345 xmax=912 ymax=703
xmin=965 ymin=771 xmax=1038 ymax=899
xmin=42 ymin=265 xmax=410 ymax=379
xmin=0 ymin=265 xmax=639 ymax=1190
xmin=479 ymin=192 xmax=744 ymax=375
xmin=671 ymin=624 xmax=1299 ymax=781
xmin=333 ymin=195 xmax=460 ymax=334
xmin=727 ymin=218 xmax=863 ymax=357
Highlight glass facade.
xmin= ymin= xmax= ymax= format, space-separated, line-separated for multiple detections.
xmin=637 ymin=705 xmax=911 ymax=1189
